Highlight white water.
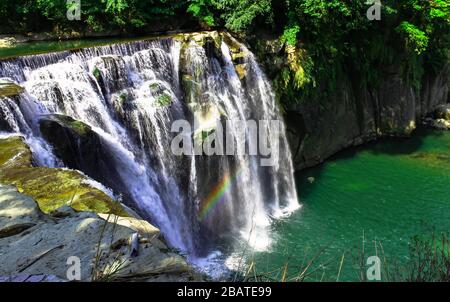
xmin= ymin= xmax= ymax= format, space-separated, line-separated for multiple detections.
xmin=0 ymin=33 xmax=299 ymax=262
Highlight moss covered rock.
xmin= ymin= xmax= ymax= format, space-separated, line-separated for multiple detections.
xmin=0 ymin=37 xmax=16 ymax=48
xmin=0 ymin=79 xmax=24 ymax=98
xmin=0 ymin=136 xmax=127 ymax=216
xmin=39 ymin=114 xmax=128 ymax=200
xmin=0 ymin=184 xmax=198 ymax=282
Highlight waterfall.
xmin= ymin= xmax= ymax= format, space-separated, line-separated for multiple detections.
xmin=0 ymin=32 xmax=299 ymax=260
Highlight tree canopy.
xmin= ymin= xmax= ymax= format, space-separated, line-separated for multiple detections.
xmin=0 ymin=0 xmax=447 ymax=103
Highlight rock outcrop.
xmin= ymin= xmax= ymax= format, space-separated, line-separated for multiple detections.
xmin=0 ymin=137 xmax=200 ymax=281
xmin=0 ymin=184 xmax=198 ymax=281
xmin=0 ymin=78 xmax=24 ymax=98
xmin=0 ymin=37 xmax=16 ymax=48
xmin=287 ymin=69 xmax=447 ymax=170
xmin=0 ymin=135 xmax=126 ymax=215
xmin=424 ymin=104 xmax=450 ymax=130
xmin=38 ymin=114 xmax=128 ymax=199
xmin=252 ymin=39 xmax=449 ymax=170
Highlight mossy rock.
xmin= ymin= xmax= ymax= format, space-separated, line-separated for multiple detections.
xmin=155 ymin=93 xmax=172 ymax=107
xmin=0 ymin=136 xmax=33 ymax=169
xmin=39 ymin=114 xmax=130 ymax=206
xmin=149 ymin=82 xmax=168 ymax=96
xmin=148 ymin=82 xmax=173 ymax=108
xmin=221 ymin=33 xmax=243 ymax=56
xmin=235 ymin=64 xmax=247 ymax=80
xmin=92 ymin=67 xmax=101 ymax=80
xmin=40 ymin=114 xmax=92 ymax=136
xmin=0 ymin=80 xmax=24 ymax=98
xmin=175 ymin=31 xmax=222 ymax=49
xmin=149 ymin=82 xmax=160 ymax=91
xmin=410 ymin=151 xmax=450 ymax=168
xmin=118 ymin=92 xmax=129 ymax=104
xmin=0 ymin=37 xmax=16 ymax=48
xmin=434 ymin=104 xmax=450 ymax=121
xmin=0 ymin=136 xmax=127 ymax=216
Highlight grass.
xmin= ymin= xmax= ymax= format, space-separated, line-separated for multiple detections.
xmin=392 ymin=232 xmax=449 ymax=282
xmin=91 ymin=214 xmax=131 ymax=282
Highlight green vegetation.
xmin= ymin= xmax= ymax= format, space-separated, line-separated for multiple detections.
xmin=0 ymin=0 xmax=186 ymax=33
xmin=0 ymin=1 xmax=448 ymax=107
xmin=0 ymin=136 xmax=127 ymax=216
xmin=237 ymin=231 xmax=449 ymax=282
xmin=48 ymin=114 xmax=92 ymax=136
xmin=92 ymin=67 xmax=101 ymax=80
xmin=149 ymin=82 xmax=160 ymax=91
xmin=155 ymin=93 xmax=172 ymax=107
xmin=118 ymin=92 xmax=128 ymax=104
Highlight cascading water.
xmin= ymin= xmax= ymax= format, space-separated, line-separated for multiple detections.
xmin=0 ymin=32 xmax=299 ymax=264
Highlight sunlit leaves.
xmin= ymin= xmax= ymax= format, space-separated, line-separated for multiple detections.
xmin=397 ymin=21 xmax=429 ymax=54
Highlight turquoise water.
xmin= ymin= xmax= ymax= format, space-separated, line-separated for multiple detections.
xmin=252 ymin=128 xmax=450 ymax=281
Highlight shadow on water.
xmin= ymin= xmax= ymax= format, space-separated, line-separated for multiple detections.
xmin=368 ymin=127 xmax=444 ymax=156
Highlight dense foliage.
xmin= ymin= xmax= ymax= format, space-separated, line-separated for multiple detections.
xmin=0 ymin=0 xmax=448 ymax=104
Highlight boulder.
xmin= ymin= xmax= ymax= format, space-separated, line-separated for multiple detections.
xmin=432 ymin=119 xmax=450 ymax=130
xmin=434 ymin=104 xmax=450 ymax=121
xmin=0 ymin=79 xmax=24 ymax=98
xmin=0 ymin=37 xmax=16 ymax=48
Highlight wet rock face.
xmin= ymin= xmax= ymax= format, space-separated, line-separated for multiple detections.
xmin=249 ymin=36 xmax=448 ymax=170
xmin=0 ymin=136 xmax=126 ymax=216
xmin=39 ymin=114 xmax=100 ymax=171
xmin=39 ymin=114 xmax=128 ymax=199
xmin=283 ymin=66 xmax=449 ymax=170
xmin=91 ymin=56 xmax=131 ymax=95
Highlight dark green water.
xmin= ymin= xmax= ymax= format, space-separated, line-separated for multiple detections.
xmin=253 ymin=128 xmax=450 ymax=281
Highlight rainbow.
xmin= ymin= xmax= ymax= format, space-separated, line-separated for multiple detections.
xmin=198 ymin=166 xmax=244 ymax=221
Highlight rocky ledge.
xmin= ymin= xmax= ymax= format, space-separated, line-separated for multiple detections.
xmin=0 ymin=79 xmax=24 ymax=98
xmin=0 ymin=136 xmax=201 ymax=281
xmin=423 ymin=104 xmax=450 ymax=130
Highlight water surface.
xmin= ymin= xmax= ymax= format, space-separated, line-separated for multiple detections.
xmin=252 ymin=128 xmax=450 ymax=281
